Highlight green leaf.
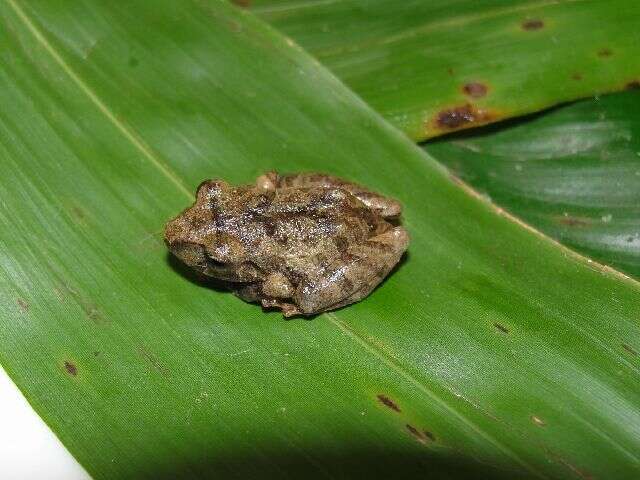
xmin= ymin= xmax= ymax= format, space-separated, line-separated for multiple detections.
xmin=1 ymin=1 xmax=640 ymax=479
xmin=244 ymin=0 xmax=640 ymax=141
xmin=425 ymin=91 xmax=640 ymax=279
xmin=244 ymin=1 xmax=640 ymax=290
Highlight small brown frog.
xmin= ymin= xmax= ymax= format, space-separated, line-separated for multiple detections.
xmin=164 ymin=172 xmax=408 ymax=317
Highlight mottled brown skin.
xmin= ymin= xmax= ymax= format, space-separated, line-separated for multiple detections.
xmin=164 ymin=172 xmax=409 ymax=317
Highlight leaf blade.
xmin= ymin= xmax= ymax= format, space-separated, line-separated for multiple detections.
xmin=245 ymin=0 xmax=640 ymax=140
xmin=426 ymin=91 xmax=640 ymax=279
xmin=0 ymin=1 xmax=639 ymax=479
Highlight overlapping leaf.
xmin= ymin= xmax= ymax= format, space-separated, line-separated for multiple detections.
xmin=245 ymin=0 xmax=640 ymax=140
xmin=426 ymin=91 xmax=640 ymax=279
xmin=244 ymin=0 xmax=640 ymax=280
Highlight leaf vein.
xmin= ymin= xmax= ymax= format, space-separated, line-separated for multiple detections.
xmin=5 ymin=0 xmax=193 ymax=200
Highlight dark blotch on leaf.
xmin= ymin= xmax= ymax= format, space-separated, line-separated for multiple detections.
xmin=622 ymin=343 xmax=638 ymax=356
xmin=231 ymin=0 xmax=251 ymax=7
xmin=377 ymin=394 xmax=401 ymax=412
xmin=572 ymin=73 xmax=583 ymax=81
xmin=406 ymin=424 xmax=427 ymax=443
xmin=435 ymin=104 xmax=493 ymax=130
xmin=55 ymin=283 xmax=106 ymax=324
xmin=522 ymin=19 xmax=544 ymax=30
xmin=462 ymin=82 xmax=488 ymax=98
xmin=64 ymin=361 xmax=77 ymax=376
xmin=70 ymin=205 xmax=87 ymax=221
xmin=494 ymin=322 xmax=509 ymax=334
xmin=84 ymin=305 xmax=104 ymax=323
xmin=138 ymin=346 xmax=170 ymax=377
xmin=424 ymin=430 xmax=436 ymax=441
xmin=598 ymin=48 xmax=613 ymax=58
xmin=626 ymin=81 xmax=640 ymax=90
xmin=17 ymin=298 xmax=29 ymax=312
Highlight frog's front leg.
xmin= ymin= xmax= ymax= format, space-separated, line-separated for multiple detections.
xmin=267 ymin=172 xmax=402 ymax=219
xmin=293 ymin=226 xmax=409 ymax=316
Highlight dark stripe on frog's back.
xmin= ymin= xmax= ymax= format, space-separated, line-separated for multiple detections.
xmin=258 ymin=187 xmax=380 ymax=246
xmin=269 ymin=187 xmax=378 ymax=227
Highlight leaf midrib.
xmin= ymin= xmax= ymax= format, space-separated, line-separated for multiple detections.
xmin=4 ymin=0 xmax=192 ymax=200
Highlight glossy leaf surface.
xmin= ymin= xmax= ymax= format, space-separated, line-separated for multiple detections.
xmin=426 ymin=91 xmax=640 ymax=279
xmin=0 ymin=1 xmax=639 ymax=479
xmin=245 ymin=0 xmax=640 ymax=140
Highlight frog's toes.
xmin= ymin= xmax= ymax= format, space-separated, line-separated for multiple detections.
xmin=255 ymin=171 xmax=278 ymax=192
xmin=261 ymin=298 xmax=301 ymax=317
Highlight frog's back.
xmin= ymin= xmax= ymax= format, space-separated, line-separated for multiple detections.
xmin=263 ymin=187 xmax=378 ymax=249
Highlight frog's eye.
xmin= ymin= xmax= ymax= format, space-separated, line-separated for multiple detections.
xmin=196 ymin=179 xmax=228 ymax=203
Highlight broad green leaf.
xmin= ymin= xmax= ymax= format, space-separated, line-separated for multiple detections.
xmin=242 ymin=1 xmax=640 ymax=287
xmin=243 ymin=0 xmax=640 ymax=141
xmin=1 ymin=1 xmax=640 ymax=479
xmin=425 ymin=91 xmax=640 ymax=279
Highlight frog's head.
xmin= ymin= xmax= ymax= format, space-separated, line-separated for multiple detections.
xmin=164 ymin=179 xmax=266 ymax=282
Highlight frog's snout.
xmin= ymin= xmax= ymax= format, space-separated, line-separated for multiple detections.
xmin=164 ymin=213 xmax=188 ymax=247
xmin=164 ymin=213 xmax=208 ymax=269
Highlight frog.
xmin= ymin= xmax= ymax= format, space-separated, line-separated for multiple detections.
xmin=164 ymin=171 xmax=409 ymax=317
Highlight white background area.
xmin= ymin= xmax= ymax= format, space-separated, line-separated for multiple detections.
xmin=0 ymin=365 xmax=90 ymax=480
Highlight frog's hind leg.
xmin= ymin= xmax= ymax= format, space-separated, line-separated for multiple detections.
xmin=277 ymin=172 xmax=402 ymax=219
xmin=294 ymin=226 xmax=409 ymax=315
xmin=233 ymin=275 xmax=302 ymax=317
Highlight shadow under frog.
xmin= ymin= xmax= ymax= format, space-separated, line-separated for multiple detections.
xmin=164 ymin=172 xmax=409 ymax=318
xmin=165 ymin=249 xmax=410 ymax=320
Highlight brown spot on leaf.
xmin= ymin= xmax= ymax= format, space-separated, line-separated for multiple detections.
xmin=557 ymin=214 xmax=591 ymax=227
xmin=83 ymin=305 xmax=104 ymax=323
xmin=405 ymin=424 xmax=428 ymax=444
xmin=377 ymin=394 xmax=400 ymax=412
xmin=433 ymin=104 xmax=495 ymax=131
xmin=70 ymin=205 xmax=87 ymax=222
xmin=229 ymin=20 xmax=242 ymax=33
xmin=622 ymin=343 xmax=638 ymax=356
xmin=138 ymin=346 xmax=170 ymax=377
xmin=423 ymin=430 xmax=436 ymax=441
xmin=17 ymin=298 xmax=29 ymax=312
xmin=522 ymin=19 xmax=544 ymax=30
xmin=626 ymin=80 xmax=640 ymax=90
xmin=55 ymin=283 xmax=106 ymax=324
xmin=531 ymin=415 xmax=546 ymax=427
xmin=231 ymin=0 xmax=251 ymax=7
xmin=571 ymin=73 xmax=583 ymax=81
xmin=64 ymin=361 xmax=77 ymax=376
xmin=447 ymin=67 xmax=454 ymax=76
xmin=598 ymin=48 xmax=613 ymax=58
xmin=494 ymin=323 xmax=509 ymax=334
xmin=463 ymin=82 xmax=488 ymax=98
